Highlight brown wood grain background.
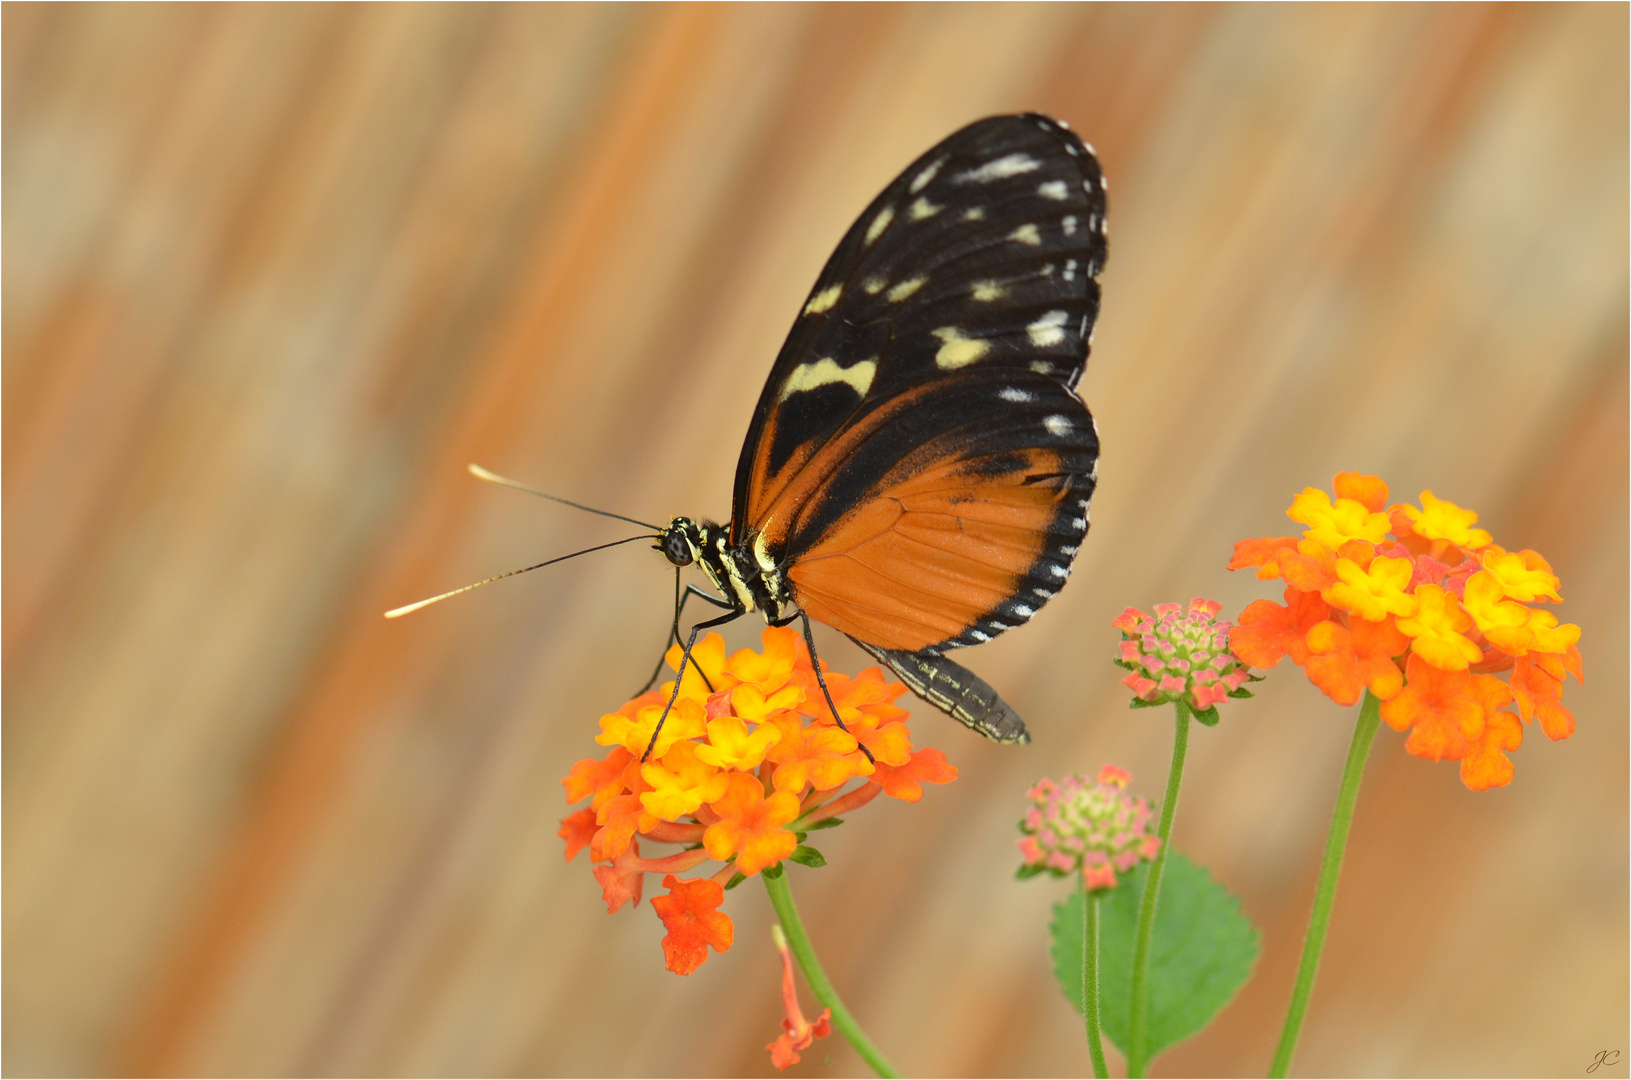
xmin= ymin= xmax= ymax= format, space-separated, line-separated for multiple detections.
xmin=5 ymin=3 xmax=1626 ymax=1076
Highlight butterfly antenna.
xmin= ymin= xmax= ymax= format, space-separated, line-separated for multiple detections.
xmin=384 ymin=533 xmax=657 ymax=618
xmin=467 ymin=463 xmax=661 ymax=531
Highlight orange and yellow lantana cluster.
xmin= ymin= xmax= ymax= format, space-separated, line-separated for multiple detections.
xmin=1229 ymin=473 xmax=1582 ymax=790
xmin=560 ymin=626 xmax=956 ymax=974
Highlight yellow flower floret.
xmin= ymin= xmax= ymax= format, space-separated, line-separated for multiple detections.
xmin=1461 ymin=570 xmax=1533 ymax=652
xmin=1323 ymin=555 xmax=1419 ymax=622
xmin=1288 ymin=488 xmax=1391 ymax=550
xmin=1403 ymin=490 xmax=1493 ymax=549
xmin=1524 ymin=609 xmax=1581 ymax=655
xmin=695 ymin=715 xmax=782 ymax=771
xmin=1395 ymin=583 xmax=1483 ymax=671
xmin=1480 ymin=547 xmax=1562 ymax=603
xmin=598 ymin=695 xmax=707 ymax=758
xmin=640 ymin=740 xmax=730 ymax=820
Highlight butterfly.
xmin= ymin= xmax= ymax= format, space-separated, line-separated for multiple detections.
xmin=647 ymin=113 xmax=1107 ymax=749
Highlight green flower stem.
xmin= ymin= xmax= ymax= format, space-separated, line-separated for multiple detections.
xmin=762 ymin=869 xmax=899 ymax=1079
xmin=1269 ymin=690 xmax=1383 ymax=1078
xmin=1083 ymin=885 xmax=1109 ymax=1079
xmin=1127 ymin=699 xmax=1193 ymax=1078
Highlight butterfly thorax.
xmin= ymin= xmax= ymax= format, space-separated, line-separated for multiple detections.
xmin=659 ymin=516 xmax=790 ymax=621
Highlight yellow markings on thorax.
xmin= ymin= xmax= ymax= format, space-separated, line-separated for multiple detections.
xmin=909 ymin=197 xmax=941 ymax=220
xmin=887 ymin=277 xmax=926 ymax=302
xmin=864 ymin=206 xmax=894 ymax=245
xmin=1009 ymin=224 xmax=1041 ymax=246
xmin=804 ymin=283 xmax=843 ymax=315
xmin=931 ymin=327 xmax=990 ymax=370
xmin=971 ymin=280 xmax=1005 ymax=302
xmin=778 ymin=356 xmax=878 ymax=401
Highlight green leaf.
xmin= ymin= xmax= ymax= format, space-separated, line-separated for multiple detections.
xmin=804 ymin=817 xmax=844 ymax=830
xmin=762 ymin=863 xmax=784 ymax=880
xmin=1127 ymin=697 xmax=1163 ymax=710
xmin=1050 ymin=852 xmax=1259 ymax=1063
xmin=787 ymin=845 xmax=827 ymax=868
xmin=1015 ymin=863 xmax=1050 ymax=881
xmin=724 ymin=872 xmax=747 ymax=891
xmin=1192 ymin=705 xmax=1221 ymax=727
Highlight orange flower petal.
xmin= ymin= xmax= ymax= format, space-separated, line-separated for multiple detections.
xmin=651 ymin=874 xmax=733 ymax=975
xmin=1229 ymin=588 xmax=1331 ymax=669
xmin=869 ymin=747 xmax=958 ymax=802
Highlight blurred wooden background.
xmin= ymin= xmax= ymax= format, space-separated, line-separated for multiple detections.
xmin=5 ymin=3 xmax=1625 ymax=1076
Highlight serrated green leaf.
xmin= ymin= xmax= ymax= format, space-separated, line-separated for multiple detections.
xmin=804 ymin=817 xmax=844 ymax=831
xmin=787 ymin=845 xmax=827 ymax=868
xmin=1050 ymin=852 xmax=1259 ymax=1064
xmin=724 ymin=872 xmax=746 ymax=891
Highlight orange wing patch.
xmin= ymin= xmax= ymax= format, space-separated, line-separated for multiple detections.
xmin=787 ymin=449 xmax=1068 ymax=652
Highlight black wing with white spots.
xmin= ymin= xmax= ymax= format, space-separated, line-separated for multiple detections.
xmin=730 ymin=112 xmax=1107 ymax=533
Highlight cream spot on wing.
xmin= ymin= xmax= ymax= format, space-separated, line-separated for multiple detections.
xmin=909 ymin=158 xmax=945 ymax=193
xmin=962 ymin=206 xmax=985 ymax=221
xmin=778 ymin=357 xmax=877 ymax=401
xmin=1028 ymin=310 xmax=1069 ymax=347
xmin=1037 ymin=179 xmax=1069 ymax=200
xmin=864 ymin=206 xmax=894 ymax=245
xmin=909 ymin=197 xmax=941 ymax=220
xmin=803 ymin=284 xmax=842 ymax=315
xmin=1039 ymin=263 xmax=1055 ymax=277
xmin=931 ymin=327 xmax=990 ymax=369
xmin=960 ymin=153 xmax=1039 ymax=183
xmin=1042 ymin=414 xmax=1072 ymax=437
xmin=1009 ymin=224 xmax=1041 ymax=245
xmin=886 ymin=276 xmax=926 ymax=302
xmin=998 ymin=387 xmax=1034 ymax=403
xmin=971 ymin=280 xmax=1005 ymax=302
xmin=1063 ymin=259 xmax=1077 ymax=282
xmin=863 ymin=276 xmax=887 ymax=295
xmin=1062 ymin=215 xmax=1078 ymax=236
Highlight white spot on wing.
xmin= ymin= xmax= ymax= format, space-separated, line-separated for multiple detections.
xmin=1043 ymin=414 xmax=1072 ymax=437
xmin=1012 ymin=603 xmax=1035 ymax=618
xmin=864 ymin=207 xmax=894 ymax=245
xmin=1063 ymin=259 xmax=1077 ymax=282
xmin=966 ymin=629 xmax=991 ymax=643
xmin=998 ymin=387 xmax=1033 ymax=403
xmin=863 ymin=276 xmax=886 ymax=295
xmin=931 ymin=327 xmax=990 ymax=369
xmin=804 ymin=284 xmax=842 ymax=315
xmin=1062 ymin=215 xmax=1077 ymax=236
xmin=909 ymin=197 xmax=940 ymax=220
xmin=960 ymin=153 xmax=1039 ymax=183
xmin=887 ymin=277 xmax=926 ymax=302
xmin=779 ymin=357 xmax=877 ymax=401
xmin=971 ymin=280 xmax=1005 ymax=302
xmin=1027 ymin=310 xmax=1069 ymax=347
xmin=962 ymin=207 xmax=985 ymax=221
xmin=1010 ymin=224 xmax=1041 ymax=246
xmin=910 ymin=158 xmax=945 ymax=194
xmin=1037 ymin=180 xmax=1069 ymax=200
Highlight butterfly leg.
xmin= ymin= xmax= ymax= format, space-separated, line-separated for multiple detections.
xmin=768 ymin=610 xmax=876 ymax=765
xmin=635 ymin=569 xmax=733 ymax=696
xmin=641 ymin=606 xmax=742 ymax=761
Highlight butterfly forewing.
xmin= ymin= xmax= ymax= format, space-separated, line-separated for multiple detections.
xmin=732 ymin=113 xmax=1107 ymax=537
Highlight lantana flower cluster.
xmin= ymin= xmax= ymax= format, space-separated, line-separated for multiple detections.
xmin=1017 ymin=765 xmax=1161 ymax=891
xmin=559 ymin=626 xmax=956 ymax=975
xmin=1112 ymin=599 xmax=1255 ymax=721
xmin=1229 ymin=472 xmax=1582 ymax=790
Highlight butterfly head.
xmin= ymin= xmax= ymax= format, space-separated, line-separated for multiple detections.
xmin=657 ymin=517 xmax=702 ymax=567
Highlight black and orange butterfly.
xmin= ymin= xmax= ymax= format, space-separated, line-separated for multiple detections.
xmin=646 ymin=113 xmax=1105 ymax=749
xmin=392 ymin=114 xmax=1106 ymax=751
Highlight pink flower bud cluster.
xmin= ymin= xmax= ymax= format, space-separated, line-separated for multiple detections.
xmin=1113 ymin=598 xmax=1253 ymax=712
xmin=1017 ymin=765 xmax=1160 ymax=891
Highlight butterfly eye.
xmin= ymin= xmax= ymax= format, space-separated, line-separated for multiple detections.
xmin=662 ymin=528 xmax=694 ymax=567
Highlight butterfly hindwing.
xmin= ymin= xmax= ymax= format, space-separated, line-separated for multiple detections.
xmin=732 ymin=113 xmax=1107 ymax=535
